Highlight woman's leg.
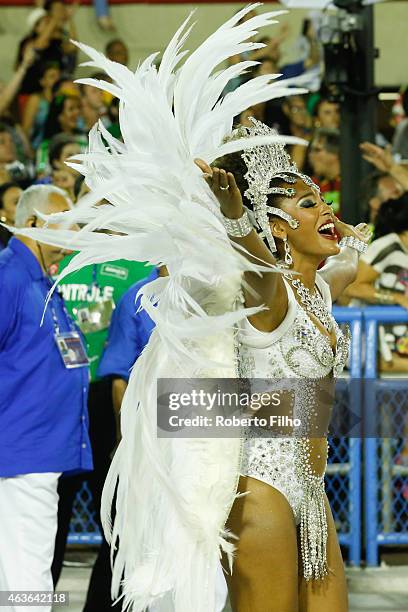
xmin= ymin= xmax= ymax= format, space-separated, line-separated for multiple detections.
xmin=223 ymin=475 xmax=299 ymax=612
xmin=298 ymin=495 xmax=348 ymax=612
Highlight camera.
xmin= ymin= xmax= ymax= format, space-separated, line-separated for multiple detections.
xmin=5 ymin=161 xmax=35 ymax=184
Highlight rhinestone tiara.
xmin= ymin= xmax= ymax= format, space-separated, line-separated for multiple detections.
xmin=239 ymin=118 xmax=320 ymax=252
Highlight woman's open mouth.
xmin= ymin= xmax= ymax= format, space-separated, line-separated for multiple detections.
xmin=317 ymin=221 xmax=337 ymax=240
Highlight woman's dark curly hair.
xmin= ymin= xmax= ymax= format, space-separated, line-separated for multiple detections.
xmin=374 ymin=193 xmax=408 ymax=240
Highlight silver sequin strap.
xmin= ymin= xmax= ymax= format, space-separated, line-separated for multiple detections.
xmin=300 ymin=477 xmax=329 ymax=581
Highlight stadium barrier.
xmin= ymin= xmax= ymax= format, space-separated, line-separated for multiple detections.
xmin=364 ymin=306 xmax=408 ymax=566
xmin=68 ymin=306 xmax=407 ymax=569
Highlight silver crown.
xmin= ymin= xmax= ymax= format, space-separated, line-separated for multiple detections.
xmin=239 ymin=118 xmax=320 ymax=252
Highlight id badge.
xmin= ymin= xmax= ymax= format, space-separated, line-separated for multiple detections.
xmin=55 ymin=332 xmax=90 ymax=369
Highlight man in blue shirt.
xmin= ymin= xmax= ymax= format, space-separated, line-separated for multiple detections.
xmin=0 ymin=185 xmax=92 ymax=611
xmin=98 ymin=266 xmax=159 ymax=424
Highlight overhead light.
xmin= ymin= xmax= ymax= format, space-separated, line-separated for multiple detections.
xmin=378 ymin=92 xmax=399 ymax=101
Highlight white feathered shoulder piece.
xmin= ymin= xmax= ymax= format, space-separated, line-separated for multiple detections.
xmin=14 ymin=4 xmax=306 ymax=610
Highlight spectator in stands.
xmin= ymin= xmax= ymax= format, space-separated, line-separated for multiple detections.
xmin=360 ymin=141 xmax=408 ymax=195
xmin=49 ymin=133 xmax=81 ymax=197
xmin=0 ymin=185 xmax=92 ymax=610
xmin=282 ymin=95 xmax=313 ymax=170
xmin=37 ymin=94 xmax=86 ymax=175
xmin=22 ymin=62 xmax=61 ymax=149
xmin=0 ymin=123 xmax=35 ymax=187
xmin=361 ymin=171 xmax=404 ymax=225
xmin=345 ymin=194 xmax=408 ymax=372
xmin=16 ymin=1 xmax=78 ymax=97
xmin=105 ymin=39 xmax=129 ymax=67
xmin=313 ymin=97 xmax=340 ymax=130
xmin=43 ymin=93 xmax=83 ymax=141
xmin=308 ymin=127 xmax=341 ymax=215
xmin=0 ymin=182 xmax=22 ymax=250
xmin=80 ymin=75 xmax=111 ymax=131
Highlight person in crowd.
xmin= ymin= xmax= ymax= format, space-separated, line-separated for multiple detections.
xmin=0 ymin=184 xmax=92 ymax=612
xmin=37 ymin=94 xmax=86 ymax=175
xmin=313 ymin=97 xmax=340 ymax=130
xmin=80 ymin=75 xmax=111 ymax=131
xmin=282 ymin=94 xmax=313 ymax=170
xmin=42 ymin=93 xmax=83 ymax=141
xmin=51 ymin=247 xmax=153 ymax=608
xmin=36 ymin=133 xmax=81 ymax=198
xmin=345 ymin=194 xmax=408 ymax=373
xmin=0 ymin=123 xmax=35 ymax=187
xmin=22 ymin=62 xmax=61 ymax=149
xmin=308 ymin=127 xmax=341 ymax=215
xmin=361 ymin=171 xmax=404 ymax=225
xmin=360 ymin=140 xmax=408 ymax=193
xmin=105 ymin=39 xmax=129 ymax=67
xmin=16 ymin=0 xmax=78 ymax=98
xmin=0 ymin=182 xmax=22 ymax=249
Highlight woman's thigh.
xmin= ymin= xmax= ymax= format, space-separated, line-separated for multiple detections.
xmin=298 ymin=495 xmax=348 ymax=612
xmin=223 ymin=475 xmax=299 ymax=612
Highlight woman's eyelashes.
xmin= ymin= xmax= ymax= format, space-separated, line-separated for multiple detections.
xmin=299 ymin=198 xmax=316 ymax=208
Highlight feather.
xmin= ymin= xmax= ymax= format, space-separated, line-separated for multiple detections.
xmin=14 ymin=4 xmax=309 ymax=610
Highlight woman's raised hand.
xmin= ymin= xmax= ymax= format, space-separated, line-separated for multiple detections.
xmin=359 ymin=142 xmax=394 ymax=173
xmin=194 ymin=158 xmax=244 ymax=219
xmin=333 ymin=217 xmax=372 ymax=244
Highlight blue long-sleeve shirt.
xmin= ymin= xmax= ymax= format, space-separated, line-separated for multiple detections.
xmin=0 ymin=237 xmax=92 ymax=477
xmin=98 ymin=268 xmax=158 ymax=381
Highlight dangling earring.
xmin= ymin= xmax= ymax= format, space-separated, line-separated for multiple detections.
xmin=284 ymin=238 xmax=293 ymax=267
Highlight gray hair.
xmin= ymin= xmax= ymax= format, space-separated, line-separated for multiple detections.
xmin=14 ymin=184 xmax=70 ymax=227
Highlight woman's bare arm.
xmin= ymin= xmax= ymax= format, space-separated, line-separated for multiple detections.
xmin=195 ymin=159 xmax=288 ymax=331
xmin=319 ymin=218 xmax=372 ymax=302
xmin=344 ymin=260 xmax=408 ymax=309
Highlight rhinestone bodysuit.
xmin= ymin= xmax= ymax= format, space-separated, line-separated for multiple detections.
xmin=237 ymin=274 xmax=350 ymax=580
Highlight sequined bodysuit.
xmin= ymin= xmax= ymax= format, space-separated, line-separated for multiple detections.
xmin=237 ymin=274 xmax=350 ymax=580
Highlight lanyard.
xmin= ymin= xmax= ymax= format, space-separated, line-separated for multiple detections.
xmin=45 ymin=276 xmax=76 ymax=335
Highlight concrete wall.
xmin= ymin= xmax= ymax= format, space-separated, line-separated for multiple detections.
xmin=0 ymin=1 xmax=406 ymax=86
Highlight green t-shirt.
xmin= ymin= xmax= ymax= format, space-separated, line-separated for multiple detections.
xmin=57 ymin=256 xmax=152 ymax=381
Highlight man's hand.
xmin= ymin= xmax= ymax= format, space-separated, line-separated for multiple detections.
xmin=194 ymin=158 xmax=244 ymax=219
xmin=360 ymin=141 xmax=394 ymax=173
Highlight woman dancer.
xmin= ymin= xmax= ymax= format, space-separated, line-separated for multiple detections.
xmin=196 ymin=120 xmax=370 ymax=611
xmin=13 ymin=5 xmax=370 ymax=611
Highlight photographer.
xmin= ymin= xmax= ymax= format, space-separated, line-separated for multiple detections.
xmin=0 ymin=124 xmax=35 ymax=188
